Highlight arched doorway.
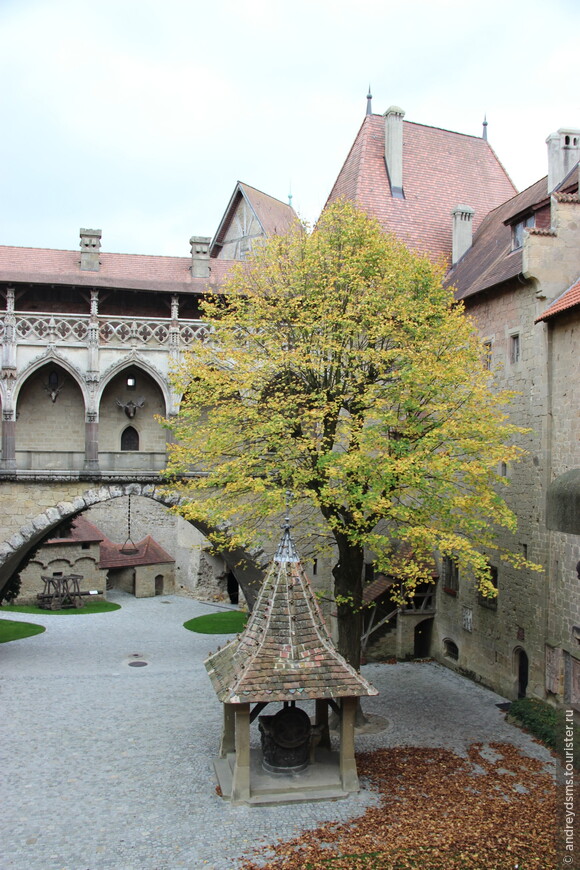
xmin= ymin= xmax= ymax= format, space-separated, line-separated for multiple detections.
xmin=514 ymin=647 xmax=529 ymax=698
xmin=414 ymin=617 xmax=433 ymax=658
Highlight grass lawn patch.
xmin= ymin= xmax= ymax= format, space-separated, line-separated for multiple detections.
xmin=0 ymin=600 xmax=121 ymax=615
xmin=184 ymin=610 xmax=248 ymax=634
xmin=0 ymin=618 xmax=45 ymax=643
xmin=508 ymin=696 xmax=580 ymax=768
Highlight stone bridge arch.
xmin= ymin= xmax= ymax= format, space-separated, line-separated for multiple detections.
xmin=0 ymin=480 xmax=266 ymax=606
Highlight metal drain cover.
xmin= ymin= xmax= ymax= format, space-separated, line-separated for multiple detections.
xmin=128 ymin=660 xmax=148 ymax=667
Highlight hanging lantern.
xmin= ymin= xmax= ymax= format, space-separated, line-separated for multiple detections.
xmin=120 ymin=494 xmax=139 ymax=556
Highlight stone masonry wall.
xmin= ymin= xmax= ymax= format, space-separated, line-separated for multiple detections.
xmin=434 ymin=276 xmax=549 ymax=700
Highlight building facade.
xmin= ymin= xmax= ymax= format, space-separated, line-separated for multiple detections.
xmin=328 ymin=103 xmax=580 ymax=707
xmin=0 ymin=183 xmax=296 ymax=602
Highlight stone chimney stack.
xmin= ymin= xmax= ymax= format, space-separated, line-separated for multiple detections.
xmin=546 ymin=129 xmax=580 ymax=192
xmin=384 ymin=106 xmax=405 ymax=199
xmin=451 ymin=205 xmax=475 ymax=265
xmin=190 ymin=236 xmax=211 ymax=278
xmin=79 ymin=228 xmax=102 ymax=272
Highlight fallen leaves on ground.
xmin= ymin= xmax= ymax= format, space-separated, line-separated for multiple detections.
xmin=240 ymin=742 xmax=557 ymax=870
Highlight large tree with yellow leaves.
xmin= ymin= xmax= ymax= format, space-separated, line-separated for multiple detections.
xmin=166 ymin=201 xmax=528 ymax=669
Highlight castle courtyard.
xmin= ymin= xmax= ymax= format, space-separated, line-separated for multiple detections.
xmin=1 ymin=593 xmax=558 ymax=869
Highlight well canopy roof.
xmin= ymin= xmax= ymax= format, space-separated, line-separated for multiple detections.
xmin=204 ymin=524 xmax=378 ymax=705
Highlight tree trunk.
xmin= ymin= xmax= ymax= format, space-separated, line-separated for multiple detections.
xmin=332 ymin=536 xmax=364 ymax=671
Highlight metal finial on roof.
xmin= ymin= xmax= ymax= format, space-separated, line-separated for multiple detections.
xmin=275 ymin=492 xmax=300 ymax=563
xmin=366 ymin=85 xmax=373 ymax=115
xmin=482 ymin=114 xmax=488 ymax=141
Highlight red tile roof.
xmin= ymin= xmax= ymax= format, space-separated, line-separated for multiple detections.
xmin=0 ymin=244 xmax=237 ymax=294
xmin=47 ymin=514 xmax=105 ymax=545
xmin=239 ymin=182 xmax=297 ymax=237
xmin=326 ymin=114 xmax=517 ymax=263
xmin=99 ymin=535 xmax=175 ymax=569
xmin=211 ymin=181 xmax=297 ymax=255
xmin=536 ymin=276 xmax=580 ymax=322
xmin=205 ymin=526 xmax=378 ymax=704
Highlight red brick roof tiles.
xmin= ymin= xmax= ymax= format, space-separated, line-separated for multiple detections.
xmin=239 ymin=182 xmax=297 ymax=237
xmin=0 ymin=244 xmax=237 ymax=295
xmin=211 ymin=181 xmax=298 ymax=254
xmin=205 ymin=527 xmax=378 ymax=704
xmin=47 ymin=514 xmax=105 ymax=545
xmin=326 ymin=114 xmax=517 ymax=263
xmin=536 ymin=277 xmax=580 ymax=323
xmin=99 ymin=535 xmax=175 ymax=569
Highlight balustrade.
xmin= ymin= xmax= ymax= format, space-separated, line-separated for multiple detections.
xmin=4 ymin=312 xmax=208 ymax=347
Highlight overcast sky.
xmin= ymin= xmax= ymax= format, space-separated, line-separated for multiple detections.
xmin=0 ymin=0 xmax=578 ymax=257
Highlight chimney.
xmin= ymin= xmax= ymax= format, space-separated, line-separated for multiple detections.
xmin=190 ymin=236 xmax=211 ymax=278
xmin=451 ymin=205 xmax=475 ymax=265
xmin=384 ymin=106 xmax=405 ymax=199
xmin=79 ymin=228 xmax=102 ymax=272
xmin=546 ymin=128 xmax=580 ymax=192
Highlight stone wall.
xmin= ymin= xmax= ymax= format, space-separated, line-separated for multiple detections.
xmin=434 ymin=275 xmax=549 ymax=699
xmin=16 ymin=541 xmax=108 ymax=604
xmin=434 ymin=195 xmax=580 ymax=704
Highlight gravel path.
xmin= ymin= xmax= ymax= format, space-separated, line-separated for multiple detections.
xmin=0 ymin=592 xmax=554 ymax=870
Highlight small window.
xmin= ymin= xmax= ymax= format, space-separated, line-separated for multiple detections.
xmin=511 ymin=215 xmax=535 ymax=250
xmin=479 ymin=565 xmax=498 ymax=610
xmin=81 ymin=542 xmax=90 ymax=550
xmin=312 ymin=559 xmax=318 ymax=576
xmin=444 ymin=638 xmax=459 ymax=660
xmin=482 ymin=341 xmax=492 ymax=370
xmin=510 ymin=333 xmax=520 ymax=365
xmin=442 ymin=556 xmax=459 ymax=596
xmin=500 ymin=462 xmax=508 ymax=477
xmin=121 ymin=426 xmax=139 ymax=451
xmin=127 ymin=376 xmax=136 ymax=390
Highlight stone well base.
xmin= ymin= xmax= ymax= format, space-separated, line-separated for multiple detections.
xmin=213 ymin=747 xmax=355 ymax=806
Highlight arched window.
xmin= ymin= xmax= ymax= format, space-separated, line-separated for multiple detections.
xmin=443 ymin=638 xmax=459 ymax=661
xmin=121 ymin=426 xmax=139 ymax=451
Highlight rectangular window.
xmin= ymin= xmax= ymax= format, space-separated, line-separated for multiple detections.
xmin=478 ymin=565 xmax=498 ymax=610
xmin=511 ymin=215 xmax=535 ymax=250
xmin=510 ymin=333 xmax=520 ymax=364
xmin=483 ymin=341 xmax=492 ymax=370
xmin=442 ymin=556 xmax=459 ymax=596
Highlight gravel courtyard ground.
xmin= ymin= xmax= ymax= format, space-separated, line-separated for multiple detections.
xmin=1 ymin=592 xmax=556 ymax=870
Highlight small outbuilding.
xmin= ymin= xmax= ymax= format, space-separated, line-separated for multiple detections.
xmin=205 ymin=518 xmax=377 ymax=806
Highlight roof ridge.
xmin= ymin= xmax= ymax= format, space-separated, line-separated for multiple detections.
xmin=238 ymin=181 xmax=295 ymax=208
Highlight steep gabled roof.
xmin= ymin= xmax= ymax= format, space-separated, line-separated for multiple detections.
xmin=326 ymin=113 xmax=517 ymax=262
xmin=536 ymin=275 xmax=580 ymax=322
xmin=99 ymin=535 xmax=175 ymax=569
xmin=205 ymin=524 xmax=378 ymax=704
xmin=47 ymin=515 xmax=105 ymax=545
xmin=447 ymin=177 xmax=549 ymax=300
xmin=0 ymin=244 xmax=236 ymax=295
xmin=210 ymin=181 xmax=297 ymax=256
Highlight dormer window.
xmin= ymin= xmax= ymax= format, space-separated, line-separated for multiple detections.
xmin=511 ymin=215 xmax=535 ymax=250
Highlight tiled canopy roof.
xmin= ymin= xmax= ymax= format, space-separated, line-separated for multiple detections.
xmin=536 ymin=276 xmax=580 ymax=323
xmin=0 ymin=244 xmax=237 ymax=295
xmin=326 ymin=113 xmax=516 ymax=262
xmin=99 ymin=535 xmax=175 ymax=569
xmin=205 ymin=524 xmax=378 ymax=705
